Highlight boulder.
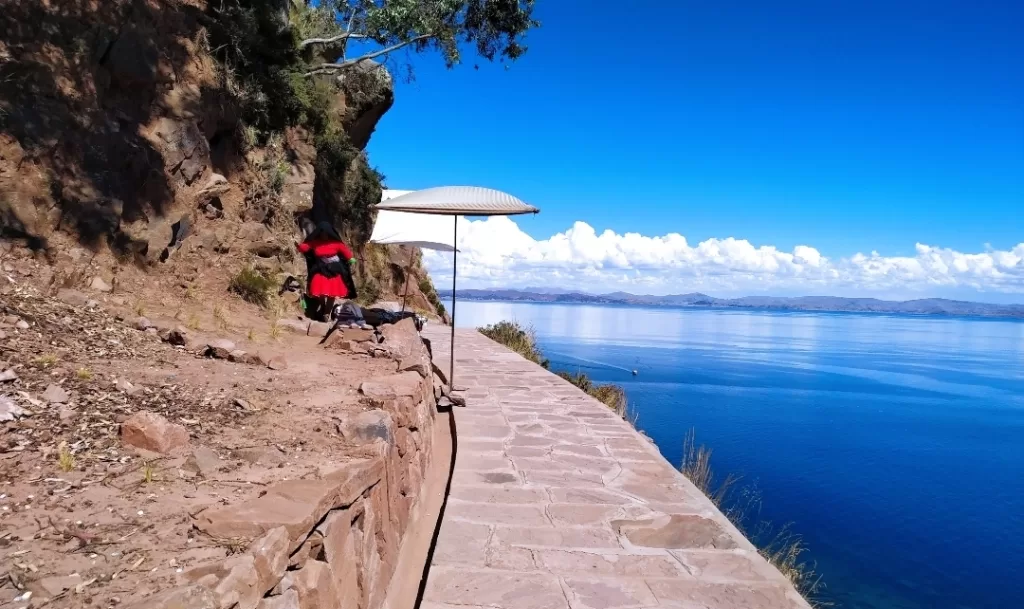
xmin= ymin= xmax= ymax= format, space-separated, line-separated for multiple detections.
xmin=379 ymin=318 xmax=421 ymax=360
xmin=248 ymin=527 xmax=290 ymax=597
xmin=121 ymin=411 xmax=190 ymax=454
xmin=134 ymin=317 xmax=154 ymax=331
xmin=0 ymin=369 xmax=17 ymax=382
xmin=290 ymin=561 xmax=343 ymax=609
xmin=338 ymin=59 xmax=394 ymax=150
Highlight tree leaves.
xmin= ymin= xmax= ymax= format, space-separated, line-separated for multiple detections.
xmin=304 ymin=0 xmax=537 ymax=74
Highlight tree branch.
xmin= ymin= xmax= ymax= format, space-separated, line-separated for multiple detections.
xmin=304 ymin=34 xmax=435 ymax=76
xmin=299 ymin=33 xmax=370 ymax=50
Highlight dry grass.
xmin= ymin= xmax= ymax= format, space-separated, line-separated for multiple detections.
xmin=478 ymin=321 xmax=549 ymax=368
xmin=142 ymin=462 xmax=155 ymax=484
xmin=33 ymin=353 xmax=58 ymax=368
xmin=134 ymin=301 xmax=146 ymax=316
xmin=75 ymin=367 xmax=93 ymax=381
xmin=213 ymin=304 xmax=229 ymax=330
xmin=680 ymin=428 xmax=827 ymax=605
xmin=681 ymin=428 xmax=742 ymax=506
xmin=269 ymin=322 xmax=282 ymax=340
xmin=186 ymin=314 xmax=201 ymax=330
xmin=57 ymin=442 xmax=75 ymax=472
xmin=247 ymin=327 xmax=257 ymax=342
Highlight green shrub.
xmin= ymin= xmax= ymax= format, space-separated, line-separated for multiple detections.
xmin=478 ymin=321 xmax=548 ymax=368
xmin=229 ymin=266 xmax=276 ymax=307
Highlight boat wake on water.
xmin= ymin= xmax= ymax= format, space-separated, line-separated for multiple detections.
xmin=546 ymin=351 xmax=638 ymax=375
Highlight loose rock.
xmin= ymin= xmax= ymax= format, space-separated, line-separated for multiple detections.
xmin=121 ymin=411 xmax=190 ymax=454
xmin=0 ymin=369 xmax=17 ymax=382
xmin=90 ymin=277 xmax=113 ymax=292
xmin=0 ymin=396 xmax=28 ymax=421
xmin=183 ymin=446 xmax=224 ymax=477
xmin=205 ymin=339 xmax=236 ymax=359
xmin=135 ymin=317 xmax=154 ymax=331
xmin=41 ymin=384 xmax=70 ymax=404
xmin=161 ymin=326 xmax=190 ymax=346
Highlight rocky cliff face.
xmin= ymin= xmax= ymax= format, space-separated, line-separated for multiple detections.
xmin=0 ymin=0 xmax=441 ymax=316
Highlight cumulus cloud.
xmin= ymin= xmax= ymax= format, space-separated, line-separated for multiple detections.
xmin=420 ymin=217 xmax=1024 ymax=297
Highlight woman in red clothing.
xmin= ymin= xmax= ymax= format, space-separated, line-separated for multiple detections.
xmin=297 ymin=221 xmax=357 ymax=321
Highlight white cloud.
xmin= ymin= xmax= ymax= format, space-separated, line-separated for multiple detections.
xmin=420 ymin=217 xmax=1024 ymax=298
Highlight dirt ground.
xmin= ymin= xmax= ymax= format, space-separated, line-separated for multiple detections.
xmin=0 ymin=253 xmax=401 ymax=608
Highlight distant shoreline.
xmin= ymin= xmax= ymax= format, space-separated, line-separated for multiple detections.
xmin=440 ymin=288 xmax=1024 ymax=320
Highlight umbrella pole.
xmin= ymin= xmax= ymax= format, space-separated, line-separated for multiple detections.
xmin=450 ymin=215 xmax=457 ymax=388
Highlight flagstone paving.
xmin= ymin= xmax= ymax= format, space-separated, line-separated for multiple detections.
xmin=421 ymin=326 xmax=810 ymax=609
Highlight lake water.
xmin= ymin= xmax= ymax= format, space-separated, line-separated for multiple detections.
xmin=452 ymin=300 xmax=1024 ymax=609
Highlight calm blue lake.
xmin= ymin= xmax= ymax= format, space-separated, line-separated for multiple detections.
xmin=452 ymin=300 xmax=1024 ymax=609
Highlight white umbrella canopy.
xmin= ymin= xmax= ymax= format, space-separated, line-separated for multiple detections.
xmin=371 ymin=190 xmax=458 ymax=251
xmin=374 ymin=186 xmax=539 ymax=390
xmin=375 ymin=186 xmax=538 ymax=216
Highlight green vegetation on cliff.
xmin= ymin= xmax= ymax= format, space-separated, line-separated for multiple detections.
xmin=478 ymin=321 xmax=549 ymax=368
xmin=206 ymin=0 xmax=537 ymax=305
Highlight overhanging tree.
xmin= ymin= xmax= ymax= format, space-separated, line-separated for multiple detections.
xmin=296 ymin=0 xmax=538 ymax=76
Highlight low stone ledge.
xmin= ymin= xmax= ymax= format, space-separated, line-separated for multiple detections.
xmin=194 ymin=458 xmax=384 ymax=550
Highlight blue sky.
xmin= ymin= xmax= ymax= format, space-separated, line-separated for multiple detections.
xmin=365 ymin=1 xmax=1023 ymax=300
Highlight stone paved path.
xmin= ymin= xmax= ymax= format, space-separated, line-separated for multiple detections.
xmin=420 ymin=327 xmax=810 ymax=609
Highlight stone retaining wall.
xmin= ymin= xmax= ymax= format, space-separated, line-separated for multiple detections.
xmin=137 ymin=319 xmax=442 ymax=609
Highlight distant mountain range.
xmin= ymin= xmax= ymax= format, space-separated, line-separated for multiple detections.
xmin=439 ymin=288 xmax=1024 ymax=319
